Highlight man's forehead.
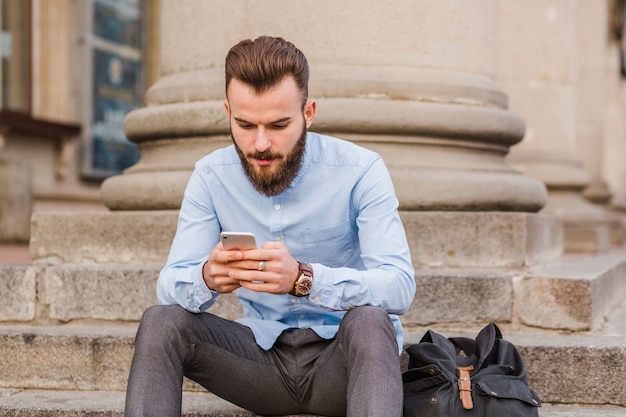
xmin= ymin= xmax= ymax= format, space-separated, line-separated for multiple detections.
xmin=226 ymin=78 xmax=303 ymax=119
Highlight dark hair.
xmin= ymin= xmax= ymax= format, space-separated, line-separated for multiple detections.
xmin=225 ymin=36 xmax=309 ymax=105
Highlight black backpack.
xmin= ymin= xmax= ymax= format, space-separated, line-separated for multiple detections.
xmin=403 ymin=323 xmax=541 ymax=417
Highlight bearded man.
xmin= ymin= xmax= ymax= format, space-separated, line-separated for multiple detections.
xmin=124 ymin=36 xmax=415 ymax=417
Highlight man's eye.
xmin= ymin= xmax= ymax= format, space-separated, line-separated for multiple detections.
xmin=272 ymin=124 xmax=287 ymax=130
xmin=239 ymin=124 xmax=253 ymax=129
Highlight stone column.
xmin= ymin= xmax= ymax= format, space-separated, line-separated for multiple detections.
xmin=102 ymin=0 xmax=547 ymax=214
xmin=577 ymin=0 xmax=610 ymax=204
xmin=95 ymin=0 xmax=563 ymax=277
xmin=604 ymin=1 xmax=626 ymax=235
xmin=498 ymin=0 xmax=613 ymax=253
xmin=576 ymin=0 xmax=623 ymax=245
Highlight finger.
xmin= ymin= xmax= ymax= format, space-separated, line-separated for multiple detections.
xmin=259 ymin=241 xmax=285 ymax=250
xmin=215 ymin=250 xmax=245 ymax=264
xmin=211 ymin=276 xmax=241 ymax=291
xmin=214 ymin=283 xmax=241 ymax=294
xmin=239 ymin=280 xmax=277 ymax=293
xmin=226 ymin=258 xmax=271 ymax=272
xmin=228 ymin=268 xmax=274 ymax=284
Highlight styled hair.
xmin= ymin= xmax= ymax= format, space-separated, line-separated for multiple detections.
xmin=225 ymin=36 xmax=309 ymax=105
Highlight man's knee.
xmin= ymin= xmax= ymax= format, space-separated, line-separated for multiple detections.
xmin=338 ymin=306 xmax=398 ymax=357
xmin=136 ymin=304 xmax=195 ymax=342
xmin=340 ymin=306 xmax=394 ymax=341
xmin=140 ymin=304 xmax=184 ymax=327
xmin=343 ymin=306 xmax=392 ymax=328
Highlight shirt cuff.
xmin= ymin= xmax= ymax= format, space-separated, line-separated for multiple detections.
xmin=309 ymin=264 xmax=355 ymax=311
xmin=191 ymin=261 xmax=218 ymax=312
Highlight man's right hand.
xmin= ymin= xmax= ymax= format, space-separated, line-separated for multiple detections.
xmin=202 ymin=243 xmax=246 ymax=293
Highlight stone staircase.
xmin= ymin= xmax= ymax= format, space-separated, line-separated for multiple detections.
xmin=1 ymin=210 xmax=626 ymax=416
xmin=1 ymin=257 xmax=626 ymax=416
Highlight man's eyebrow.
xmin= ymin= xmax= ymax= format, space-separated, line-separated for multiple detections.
xmin=233 ymin=116 xmax=292 ymax=125
xmin=269 ymin=117 xmax=292 ymax=124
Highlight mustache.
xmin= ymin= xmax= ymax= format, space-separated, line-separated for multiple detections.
xmin=248 ymin=150 xmax=284 ymax=160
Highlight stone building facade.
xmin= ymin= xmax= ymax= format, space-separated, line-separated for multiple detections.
xmin=0 ymin=0 xmax=160 ymax=242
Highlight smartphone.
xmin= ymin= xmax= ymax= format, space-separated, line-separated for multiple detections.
xmin=220 ymin=232 xmax=257 ymax=250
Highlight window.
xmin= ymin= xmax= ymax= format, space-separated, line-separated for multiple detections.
xmin=1 ymin=0 xmax=30 ymax=112
xmin=81 ymin=0 xmax=144 ymax=178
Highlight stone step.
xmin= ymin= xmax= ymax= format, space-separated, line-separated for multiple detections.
xmin=0 ymin=316 xmax=625 ymax=406
xmin=2 ymin=250 xmax=626 ymax=331
xmin=29 ymin=211 xmax=562 ymax=269
xmin=0 ymin=389 xmax=624 ymax=417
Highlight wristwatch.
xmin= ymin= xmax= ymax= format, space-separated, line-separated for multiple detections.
xmin=289 ymin=262 xmax=313 ymax=297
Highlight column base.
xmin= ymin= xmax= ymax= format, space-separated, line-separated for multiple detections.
xmin=541 ymin=191 xmax=618 ymax=253
xmin=400 ymin=211 xmax=562 ymax=268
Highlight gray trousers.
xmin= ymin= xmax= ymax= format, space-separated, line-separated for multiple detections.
xmin=124 ymin=304 xmax=402 ymax=417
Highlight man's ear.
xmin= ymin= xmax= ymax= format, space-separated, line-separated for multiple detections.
xmin=304 ymin=99 xmax=317 ymax=129
xmin=224 ymin=99 xmax=230 ymax=119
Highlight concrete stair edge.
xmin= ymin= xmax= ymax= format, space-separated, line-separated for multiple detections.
xmin=0 ymin=389 xmax=624 ymax=417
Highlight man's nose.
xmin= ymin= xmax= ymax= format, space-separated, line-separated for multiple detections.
xmin=255 ymin=128 xmax=271 ymax=152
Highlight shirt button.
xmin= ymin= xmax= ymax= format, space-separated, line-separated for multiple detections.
xmin=273 ymin=236 xmax=282 ymax=242
xmin=314 ymin=296 xmax=321 ymax=303
xmin=299 ymin=314 xmax=305 ymax=319
xmin=274 ymin=204 xmax=281 ymax=210
xmin=291 ymin=298 xmax=297 ymax=304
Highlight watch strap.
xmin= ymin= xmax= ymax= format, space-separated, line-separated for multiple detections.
xmin=289 ymin=262 xmax=313 ymax=296
xmin=298 ymin=262 xmax=313 ymax=278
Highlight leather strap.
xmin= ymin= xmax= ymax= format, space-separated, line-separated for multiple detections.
xmin=297 ymin=262 xmax=313 ymax=278
xmin=458 ymin=365 xmax=474 ymax=410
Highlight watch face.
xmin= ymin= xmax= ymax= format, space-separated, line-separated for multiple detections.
xmin=297 ymin=275 xmax=313 ymax=295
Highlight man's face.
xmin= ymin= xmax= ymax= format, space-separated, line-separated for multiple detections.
xmin=224 ymin=76 xmax=316 ymax=196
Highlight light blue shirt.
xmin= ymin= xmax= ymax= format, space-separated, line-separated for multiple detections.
xmin=157 ymin=132 xmax=416 ymax=353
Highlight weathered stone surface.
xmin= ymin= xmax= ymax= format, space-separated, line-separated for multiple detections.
xmin=516 ymin=254 xmax=626 ymax=330
xmin=0 ymin=324 xmax=136 ymax=391
xmin=10 ymin=254 xmax=623 ymax=332
xmin=512 ymin=334 xmax=626 ymax=406
xmin=400 ymin=211 xmax=562 ymax=268
xmin=0 ymin=389 xmax=623 ymax=417
xmin=30 ymin=211 xmax=563 ymax=270
xmin=30 ymin=211 xmax=178 ymax=265
xmin=402 ymin=269 xmax=514 ymax=325
xmin=0 ymin=266 xmax=37 ymax=321
xmin=0 ymin=389 xmax=325 ymax=417
xmin=1 ymin=315 xmax=625 ymax=405
xmin=36 ymin=264 xmax=243 ymax=322
xmin=39 ymin=265 xmax=161 ymax=321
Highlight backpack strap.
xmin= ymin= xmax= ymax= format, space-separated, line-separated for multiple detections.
xmin=458 ymin=365 xmax=474 ymax=409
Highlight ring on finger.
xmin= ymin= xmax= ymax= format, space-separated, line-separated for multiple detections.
xmin=258 ymin=261 xmax=266 ymax=271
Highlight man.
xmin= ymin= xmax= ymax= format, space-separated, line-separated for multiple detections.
xmin=124 ymin=36 xmax=415 ymax=417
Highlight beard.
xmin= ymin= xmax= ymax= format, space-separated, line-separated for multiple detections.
xmin=233 ymin=124 xmax=307 ymax=197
